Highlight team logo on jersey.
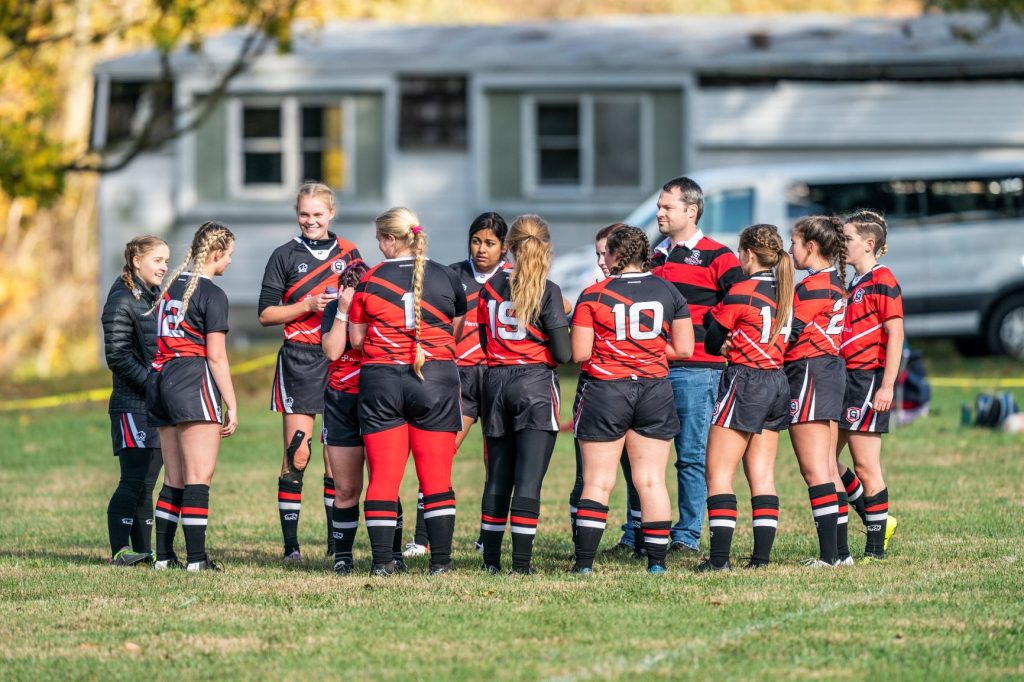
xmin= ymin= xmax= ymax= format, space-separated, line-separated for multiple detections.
xmin=684 ymin=249 xmax=702 ymax=265
xmin=135 ymin=430 xmax=147 ymax=445
xmin=713 ymin=399 xmax=722 ymax=417
xmin=846 ymin=407 xmax=861 ymax=423
xmin=853 ymin=289 xmax=865 ymax=303
xmin=284 ymin=397 xmax=294 ymax=410
xmin=331 ymin=260 xmax=346 ymax=274
xmin=283 ymin=513 xmax=298 ymax=521
xmin=297 ymin=263 xmax=309 ymax=273
xmin=789 ymin=400 xmax=799 ymax=416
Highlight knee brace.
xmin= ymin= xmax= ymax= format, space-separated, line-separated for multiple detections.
xmin=281 ymin=430 xmax=309 ymax=484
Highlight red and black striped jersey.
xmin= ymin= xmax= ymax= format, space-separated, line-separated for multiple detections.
xmin=349 ymin=258 xmax=467 ymax=366
xmin=840 ymin=264 xmax=903 ymax=370
xmin=152 ymin=275 xmax=230 ymax=371
xmin=784 ymin=267 xmax=846 ymax=363
xmin=448 ymin=259 xmax=509 ymax=367
xmin=708 ymin=273 xmax=789 ymax=370
xmin=258 ymin=234 xmax=362 ymax=345
xmin=572 ymin=272 xmax=690 ymax=380
xmin=651 ymin=233 xmax=743 ymax=368
xmin=477 ymin=269 xmax=570 ymax=368
xmin=321 ymin=298 xmax=362 ymax=393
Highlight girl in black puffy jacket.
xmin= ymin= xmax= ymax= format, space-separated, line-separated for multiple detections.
xmin=101 ymin=236 xmax=170 ymax=566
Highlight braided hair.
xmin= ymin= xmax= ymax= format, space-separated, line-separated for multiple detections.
xmin=337 ymin=258 xmax=370 ymax=290
xmin=151 ymin=221 xmax=234 ymax=317
xmin=506 ymin=215 xmax=553 ymax=329
xmin=738 ymin=224 xmax=794 ymax=346
xmin=844 ymin=209 xmax=889 ymax=258
xmin=121 ymin=235 xmax=167 ymax=299
xmin=605 ymin=225 xmax=651 ymax=274
xmin=792 ymin=214 xmax=848 ymax=289
xmin=375 ymin=207 xmax=429 ymax=380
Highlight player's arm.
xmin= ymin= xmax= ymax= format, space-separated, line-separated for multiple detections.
xmin=102 ymin=293 xmax=150 ymax=390
xmin=451 ymin=315 xmax=466 ymax=344
xmin=872 ymin=317 xmax=904 ymax=413
xmin=322 ymin=292 xmax=353 ymax=362
xmin=570 ymin=324 xmax=594 ymax=363
xmin=206 ymin=331 xmax=238 ymax=436
xmin=448 ymin=266 xmax=468 ymax=343
xmin=256 ymin=252 xmax=331 ymax=326
xmin=549 ymin=327 xmax=572 ymax=364
xmin=669 ymin=317 xmax=694 ymax=360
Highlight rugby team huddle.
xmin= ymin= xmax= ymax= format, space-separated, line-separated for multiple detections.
xmin=101 ymin=175 xmax=903 ymax=576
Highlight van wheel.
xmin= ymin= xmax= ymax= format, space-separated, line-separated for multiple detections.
xmin=987 ymin=294 xmax=1024 ymax=359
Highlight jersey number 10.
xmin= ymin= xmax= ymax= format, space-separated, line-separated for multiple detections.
xmin=612 ymin=302 xmax=664 ymax=341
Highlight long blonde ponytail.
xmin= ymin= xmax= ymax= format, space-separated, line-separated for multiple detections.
xmin=375 ymin=207 xmax=429 ymax=380
xmin=506 ymin=215 xmax=552 ymax=328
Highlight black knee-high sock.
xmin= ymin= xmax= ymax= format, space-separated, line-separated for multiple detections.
xmin=841 ymin=468 xmax=867 ymax=525
xmin=809 ymin=483 xmax=839 ymax=564
xmin=414 ymin=490 xmax=429 ymax=546
xmin=393 ymin=499 xmax=405 ymax=562
xmin=863 ymin=489 xmax=889 ymax=557
xmin=181 ymin=484 xmax=210 ymax=564
xmin=423 ymin=489 xmax=456 ymax=567
xmin=480 ymin=492 xmax=510 ymax=567
xmin=707 ymin=494 xmax=737 ymax=568
xmin=642 ymin=520 xmax=671 ymax=568
xmin=751 ymin=495 xmax=779 ymax=566
xmin=569 ymin=440 xmax=584 ymax=547
xmin=510 ymin=496 xmax=540 ymax=571
xmin=107 ymin=449 xmax=149 ymax=555
xmin=130 ymin=449 xmax=161 ymax=553
xmin=154 ymin=484 xmax=183 ymax=561
xmin=621 ymin=451 xmax=642 ymax=548
xmin=836 ymin=490 xmax=851 ymax=560
xmin=364 ymin=499 xmax=398 ymax=566
xmin=323 ymin=476 xmax=336 ymax=555
xmin=277 ymin=478 xmax=302 ymax=554
xmin=332 ymin=503 xmax=359 ymax=564
xmin=573 ymin=499 xmax=609 ymax=570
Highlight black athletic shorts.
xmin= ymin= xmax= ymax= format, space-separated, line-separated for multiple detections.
xmin=711 ymin=364 xmax=789 ymax=434
xmin=839 ymin=368 xmax=891 ymax=434
xmin=358 ymin=362 xmax=463 ymax=435
xmin=481 ymin=364 xmax=561 ymax=438
xmin=573 ymin=376 xmax=679 ymax=442
xmin=785 ymin=355 xmax=846 ymax=424
xmin=109 ymin=411 xmax=161 ymax=455
xmin=147 ymin=357 xmax=222 ymax=427
xmin=458 ymin=364 xmax=487 ymax=421
xmin=321 ymin=387 xmax=362 ymax=447
xmin=270 ymin=341 xmax=328 ymax=415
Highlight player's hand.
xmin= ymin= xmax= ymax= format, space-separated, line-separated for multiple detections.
xmin=721 ymin=332 xmax=735 ymax=354
xmin=872 ymin=385 xmax=894 ymax=413
xmin=338 ymin=286 xmax=355 ymax=312
xmin=562 ymin=296 xmax=572 ymax=315
xmin=221 ymin=408 xmax=238 ymax=437
xmin=308 ymin=293 xmax=332 ymax=313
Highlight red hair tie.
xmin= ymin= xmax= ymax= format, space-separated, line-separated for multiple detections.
xmin=411 ymin=225 xmax=423 ymax=235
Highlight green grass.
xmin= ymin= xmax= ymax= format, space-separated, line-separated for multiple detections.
xmin=1 ymin=342 xmax=1022 ymax=680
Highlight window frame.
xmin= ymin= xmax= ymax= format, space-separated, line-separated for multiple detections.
xmin=227 ymin=95 xmax=356 ymax=201
xmin=522 ymin=92 xmax=652 ymax=199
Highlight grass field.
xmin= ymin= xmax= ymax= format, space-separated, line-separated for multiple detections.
xmin=1 ymin=343 xmax=1022 ymax=680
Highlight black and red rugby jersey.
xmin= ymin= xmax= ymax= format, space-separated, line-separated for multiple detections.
xmin=572 ymin=272 xmax=690 ymax=380
xmin=258 ymin=234 xmax=361 ymax=345
xmin=651 ymin=233 xmax=743 ymax=367
xmin=784 ymin=267 xmax=846 ymax=363
xmin=349 ymin=258 xmax=467 ymax=366
xmin=152 ymin=275 xmax=230 ymax=371
xmin=707 ymin=272 xmax=788 ymax=370
xmin=321 ymin=298 xmax=362 ymax=393
xmin=448 ymin=259 xmax=508 ymax=367
xmin=477 ymin=269 xmax=569 ymax=368
xmin=840 ymin=264 xmax=903 ymax=370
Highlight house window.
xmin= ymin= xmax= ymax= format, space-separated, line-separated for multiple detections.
xmin=231 ymin=97 xmax=351 ymax=198
xmin=95 ymin=79 xmax=174 ymax=149
xmin=399 ymin=76 xmax=467 ymax=150
xmin=527 ymin=94 xmax=647 ymax=195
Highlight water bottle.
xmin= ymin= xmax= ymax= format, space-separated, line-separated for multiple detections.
xmin=960 ymin=402 xmax=972 ymax=427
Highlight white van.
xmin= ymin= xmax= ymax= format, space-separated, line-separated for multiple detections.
xmin=549 ymin=156 xmax=1024 ymax=358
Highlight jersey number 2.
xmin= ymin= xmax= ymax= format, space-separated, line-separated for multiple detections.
xmin=158 ymin=299 xmax=186 ymax=338
xmin=612 ymin=302 xmax=664 ymax=341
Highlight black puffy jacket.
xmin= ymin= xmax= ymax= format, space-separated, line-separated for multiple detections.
xmin=101 ymin=276 xmax=160 ymax=414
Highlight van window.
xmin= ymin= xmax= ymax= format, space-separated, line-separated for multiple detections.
xmin=702 ymin=188 xmax=754 ymax=235
xmin=787 ymin=180 xmax=923 ymax=223
xmin=924 ymin=176 xmax=1024 ymax=223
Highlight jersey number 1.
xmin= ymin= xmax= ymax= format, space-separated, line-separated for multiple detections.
xmin=758 ymin=306 xmax=793 ymax=344
xmin=487 ymin=300 xmax=527 ymax=341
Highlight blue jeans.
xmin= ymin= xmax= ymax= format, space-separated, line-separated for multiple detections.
xmin=668 ymin=365 xmax=722 ymax=548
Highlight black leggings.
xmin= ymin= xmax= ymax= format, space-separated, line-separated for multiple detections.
xmin=107 ymin=448 xmax=163 ymax=555
xmin=484 ymin=429 xmax=557 ymax=500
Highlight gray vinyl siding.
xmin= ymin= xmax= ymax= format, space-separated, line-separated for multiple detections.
xmin=652 ymin=90 xmax=685 ymax=183
xmin=195 ymin=99 xmax=227 ymax=201
xmin=353 ymin=94 xmax=384 ymax=199
xmin=487 ymin=91 xmax=522 ymax=200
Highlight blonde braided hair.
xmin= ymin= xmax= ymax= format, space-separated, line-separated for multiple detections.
xmin=121 ymin=235 xmax=167 ymax=299
xmin=506 ymin=215 xmax=552 ymax=328
xmin=375 ymin=207 xmax=429 ymax=380
xmin=151 ymin=221 xmax=234 ymax=317
xmin=739 ymin=224 xmax=794 ymax=346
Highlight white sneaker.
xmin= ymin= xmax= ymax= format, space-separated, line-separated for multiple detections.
xmin=802 ymin=558 xmax=835 ymax=569
xmin=835 ymin=556 xmax=855 ymax=566
xmin=402 ymin=542 xmax=427 ymax=558
xmin=283 ymin=549 xmax=304 ymax=564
